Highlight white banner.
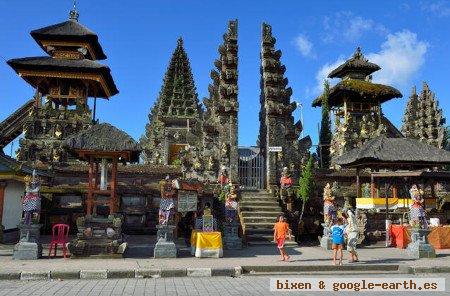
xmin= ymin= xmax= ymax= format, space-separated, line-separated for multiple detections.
xmin=270 ymin=277 xmax=446 ymax=292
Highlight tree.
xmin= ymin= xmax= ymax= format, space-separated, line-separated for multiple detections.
xmin=297 ymin=155 xmax=315 ymax=222
xmin=317 ymin=80 xmax=332 ymax=168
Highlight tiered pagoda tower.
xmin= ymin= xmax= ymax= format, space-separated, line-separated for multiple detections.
xmin=203 ymin=20 xmax=239 ymax=182
xmin=402 ymin=82 xmax=446 ymax=148
xmin=7 ymin=7 xmax=118 ymax=163
xmin=141 ymin=38 xmax=203 ymax=165
xmin=258 ymin=23 xmax=311 ymax=187
xmin=313 ymin=47 xmax=402 ymax=163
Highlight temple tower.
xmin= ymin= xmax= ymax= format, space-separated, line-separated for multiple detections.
xmin=258 ymin=23 xmax=310 ymax=188
xmin=141 ymin=38 xmax=203 ymax=165
xmin=7 ymin=7 xmax=118 ymax=163
xmin=203 ymin=20 xmax=239 ymax=182
xmin=415 ymin=83 xmax=445 ymax=148
xmin=313 ymin=47 xmax=402 ymax=162
xmin=401 ymin=86 xmax=420 ymax=139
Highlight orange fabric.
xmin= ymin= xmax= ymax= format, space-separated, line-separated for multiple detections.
xmin=390 ymin=225 xmax=411 ymax=249
xmin=274 ymin=221 xmax=289 ymax=240
xmin=428 ymin=226 xmax=450 ymax=249
xmin=280 ymin=176 xmax=293 ymax=187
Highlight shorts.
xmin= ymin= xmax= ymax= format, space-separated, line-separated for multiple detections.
xmin=332 ymin=243 xmax=343 ymax=250
xmin=277 ymin=238 xmax=285 ymax=249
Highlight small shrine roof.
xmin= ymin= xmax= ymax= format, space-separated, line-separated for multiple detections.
xmin=7 ymin=56 xmax=118 ymax=98
xmin=335 ymin=135 xmax=450 ymax=168
xmin=312 ymin=79 xmax=402 ymax=107
xmin=31 ymin=20 xmax=106 ymax=60
xmin=328 ymin=47 xmax=380 ymax=79
xmin=65 ymin=123 xmax=141 ymax=162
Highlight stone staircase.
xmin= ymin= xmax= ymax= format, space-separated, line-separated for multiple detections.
xmin=239 ymin=190 xmax=296 ymax=246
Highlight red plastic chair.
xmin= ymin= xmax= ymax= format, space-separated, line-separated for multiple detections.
xmin=48 ymin=224 xmax=70 ymax=258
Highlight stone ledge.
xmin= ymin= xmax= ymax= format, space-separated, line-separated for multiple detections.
xmin=20 ymin=271 xmax=50 ymax=281
xmin=80 ymin=270 xmax=107 ymax=279
xmin=107 ymin=269 xmax=135 ymax=279
xmin=187 ymin=268 xmax=212 ymax=277
xmin=160 ymin=268 xmax=187 ymax=277
xmin=0 ymin=272 xmax=21 ymax=280
xmin=413 ymin=266 xmax=450 ymax=274
xmin=135 ymin=268 xmax=162 ymax=278
xmin=50 ymin=270 xmax=80 ymax=279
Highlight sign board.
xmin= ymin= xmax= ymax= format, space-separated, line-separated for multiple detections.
xmin=177 ymin=190 xmax=198 ymax=212
xmin=268 ymin=146 xmax=282 ymax=152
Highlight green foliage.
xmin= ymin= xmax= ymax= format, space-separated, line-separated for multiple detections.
xmin=317 ymin=80 xmax=332 ymax=168
xmin=172 ymin=159 xmax=182 ymax=166
xmin=297 ymin=156 xmax=315 ymax=221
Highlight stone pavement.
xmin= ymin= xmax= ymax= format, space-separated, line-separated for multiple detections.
xmin=0 ymin=274 xmax=448 ymax=296
xmin=0 ymin=236 xmax=449 ymax=278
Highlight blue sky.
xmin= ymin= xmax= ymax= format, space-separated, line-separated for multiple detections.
xmin=1 ymin=0 xmax=449 ymax=155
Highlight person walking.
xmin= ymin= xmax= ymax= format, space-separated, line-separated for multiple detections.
xmin=345 ymin=209 xmax=359 ymax=263
xmin=273 ymin=215 xmax=292 ymax=261
xmin=331 ymin=217 xmax=345 ymax=265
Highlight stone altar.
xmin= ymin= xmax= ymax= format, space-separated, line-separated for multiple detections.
xmin=154 ymin=224 xmax=177 ymax=258
xmin=407 ymin=229 xmax=436 ymax=259
xmin=13 ymin=223 xmax=43 ymax=260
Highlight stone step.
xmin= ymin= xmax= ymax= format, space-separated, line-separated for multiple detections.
xmin=245 ymin=228 xmax=274 ymax=235
xmin=239 ymin=205 xmax=280 ymax=212
xmin=240 ymin=200 xmax=279 ymax=206
xmin=243 ymin=217 xmax=278 ymax=224
xmin=240 ymin=197 xmax=278 ymax=202
xmin=240 ymin=211 xmax=281 ymax=217
xmin=244 ymin=222 xmax=276 ymax=229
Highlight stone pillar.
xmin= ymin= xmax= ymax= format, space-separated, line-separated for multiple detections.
xmin=154 ymin=224 xmax=177 ymax=258
xmin=0 ymin=182 xmax=5 ymax=243
xmin=0 ymin=182 xmax=6 ymax=227
xmin=407 ymin=229 xmax=436 ymax=259
xmin=223 ymin=220 xmax=242 ymax=249
xmin=319 ymin=223 xmax=332 ymax=250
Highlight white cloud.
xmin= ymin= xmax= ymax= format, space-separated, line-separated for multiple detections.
xmin=314 ymin=30 xmax=428 ymax=93
xmin=422 ymin=1 xmax=450 ymax=17
xmin=294 ymin=35 xmax=315 ymax=58
xmin=315 ymin=58 xmax=345 ymax=93
xmin=367 ymin=30 xmax=428 ymax=86
xmin=322 ymin=12 xmax=387 ymax=43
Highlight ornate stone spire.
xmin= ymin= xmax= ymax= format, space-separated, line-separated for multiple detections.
xmin=140 ymin=38 xmax=203 ymax=164
xmin=416 ymin=82 xmax=446 ymax=148
xmin=401 ymin=85 xmax=420 ymax=139
xmin=259 ymin=23 xmax=310 ymax=186
xmin=69 ymin=0 xmax=79 ymax=21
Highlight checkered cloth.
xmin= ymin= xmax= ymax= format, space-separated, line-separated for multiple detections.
xmin=160 ymin=198 xmax=175 ymax=211
xmin=23 ymin=193 xmax=41 ymax=212
xmin=195 ymin=217 xmax=218 ymax=231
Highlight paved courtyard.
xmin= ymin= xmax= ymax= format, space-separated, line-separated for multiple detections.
xmin=1 ymin=236 xmax=449 ymax=273
xmin=0 ymin=274 xmax=448 ymax=296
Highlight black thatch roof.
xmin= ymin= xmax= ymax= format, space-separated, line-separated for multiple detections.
xmin=335 ymin=135 xmax=450 ymax=168
xmin=312 ymin=79 xmax=402 ymax=107
xmin=31 ymin=20 xmax=106 ymax=60
xmin=328 ymin=47 xmax=380 ymax=79
xmin=65 ymin=123 xmax=141 ymax=162
xmin=7 ymin=56 xmax=118 ymax=98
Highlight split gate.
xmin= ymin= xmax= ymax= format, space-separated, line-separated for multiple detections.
xmin=238 ymin=146 xmax=265 ymax=190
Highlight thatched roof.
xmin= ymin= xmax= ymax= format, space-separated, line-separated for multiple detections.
xmin=31 ymin=20 xmax=106 ymax=60
xmin=7 ymin=57 xmax=118 ymax=98
xmin=312 ymin=79 xmax=402 ymax=107
xmin=335 ymin=135 xmax=450 ymax=168
xmin=328 ymin=47 xmax=380 ymax=79
xmin=65 ymin=123 xmax=140 ymax=161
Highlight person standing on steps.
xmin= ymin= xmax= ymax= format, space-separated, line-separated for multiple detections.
xmin=331 ymin=217 xmax=345 ymax=266
xmin=273 ymin=214 xmax=292 ymax=261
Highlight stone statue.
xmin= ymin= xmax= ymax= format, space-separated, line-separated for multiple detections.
xmin=225 ymin=185 xmax=238 ymax=223
xmin=22 ymin=170 xmax=41 ymax=225
xmin=323 ymin=183 xmax=337 ymax=227
xmin=409 ymin=184 xmax=428 ymax=229
xmin=279 ymin=167 xmax=293 ymax=205
xmin=158 ymin=175 xmax=176 ymax=225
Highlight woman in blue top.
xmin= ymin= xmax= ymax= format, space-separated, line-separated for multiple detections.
xmin=331 ymin=217 xmax=345 ymax=266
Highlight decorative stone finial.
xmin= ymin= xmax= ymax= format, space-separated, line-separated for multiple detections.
xmin=411 ymin=85 xmax=417 ymax=96
xmin=69 ymin=0 xmax=79 ymax=21
xmin=177 ymin=37 xmax=183 ymax=47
